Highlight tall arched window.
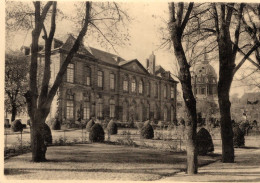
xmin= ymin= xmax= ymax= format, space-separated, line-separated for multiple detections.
xmin=154 ymin=82 xmax=158 ymax=98
xmin=123 ymin=100 xmax=129 ymax=122
xmin=85 ymin=66 xmax=91 ymax=86
xmin=147 ymin=103 xmax=150 ymax=120
xmin=139 ymin=80 xmax=143 ymax=94
xmin=109 ymin=99 xmax=115 ymax=118
xmin=131 ymin=78 xmax=136 ymax=92
xmin=67 ymin=63 xmax=74 ymax=83
xmin=97 ymin=98 xmax=103 ymax=118
xmin=110 ymin=73 xmax=115 ymax=90
xmin=97 ymin=70 xmax=103 ymax=88
xmin=164 ymin=106 xmax=168 ymax=121
xmin=164 ymin=85 xmax=167 ymax=98
xmin=83 ymin=93 xmax=90 ymax=120
xmin=66 ymin=90 xmax=74 ymax=119
xmin=146 ymin=82 xmax=150 ymax=96
xmin=170 ymin=86 xmax=174 ymax=99
xmin=123 ymin=76 xmax=129 ymax=92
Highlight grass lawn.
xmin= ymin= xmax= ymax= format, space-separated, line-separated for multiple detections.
xmin=4 ymin=143 xmax=220 ymax=181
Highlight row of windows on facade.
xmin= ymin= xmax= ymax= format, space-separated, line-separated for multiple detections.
xmin=191 ymin=77 xmax=216 ymax=83
xmin=65 ymin=91 xmax=173 ymax=121
xmin=194 ymin=86 xmax=216 ymax=95
xmin=67 ymin=63 xmax=175 ymax=99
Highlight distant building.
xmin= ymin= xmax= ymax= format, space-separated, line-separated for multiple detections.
xmin=190 ymin=52 xmax=219 ymax=122
xmin=191 ymin=53 xmax=218 ymax=102
xmin=22 ymin=34 xmax=178 ymax=124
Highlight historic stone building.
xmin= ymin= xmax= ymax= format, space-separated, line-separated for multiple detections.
xmin=24 ymin=35 xmax=178 ymax=124
xmin=191 ymin=54 xmax=218 ymax=102
xmin=190 ymin=53 xmax=219 ymax=122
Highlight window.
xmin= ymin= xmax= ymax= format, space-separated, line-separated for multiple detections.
xmin=123 ymin=78 xmax=129 ymax=92
xmin=155 ymin=82 xmax=158 ymax=97
xmin=85 ymin=66 xmax=91 ymax=86
xmin=139 ymin=80 xmax=143 ymax=94
xmin=147 ymin=103 xmax=150 ymax=120
xmin=67 ymin=64 xmax=74 ymax=83
xmin=83 ymin=103 xmax=90 ymax=120
xmin=131 ymin=78 xmax=136 ymax=92
xmin=66 ymin=90 xmax=74 ymax=119
xmin=164 ymin=107 xmax=167 ymax=121
xmin=171 ymin=87 xmax=174 ymax=99
xmin=146 ymin=82 xmax=150 ymax=96
xmin=201 ymin=88 xmax=205 ymax=94
xmin=164 ymin=85 xmax=167 ymax=98
xmin=97 ymin=100 xmax=103 ymax=118
xmin=83 ymin=93 xmax=90 ymax=120
xmin=110 ymin=99 xmax=115 ymax=118
xmin=110 ymin=73 xmax=115 ymax=90
xmin=97 ymin=71 xmax=103 ymax=88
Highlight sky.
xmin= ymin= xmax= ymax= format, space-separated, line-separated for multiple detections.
xmin=5 ymin=1 xmax=260 ymax=97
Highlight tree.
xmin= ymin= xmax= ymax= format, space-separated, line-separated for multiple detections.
xmin=168 ymin=2 xmax=198 ymax=174
xmin=169 ymin=3 xmax=260 ymax=163
xmin=5 ymin=50 xmax=29 ymax=121
xmin=6 ymin=1 xmax=129 ymax=162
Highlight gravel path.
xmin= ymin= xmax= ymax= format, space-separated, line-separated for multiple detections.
xmin=157 ymin=147 xmax=260 ymax=182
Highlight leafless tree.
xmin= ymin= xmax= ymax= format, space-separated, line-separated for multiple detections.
xmin=6 ymin=1 xmax=129 ymax=162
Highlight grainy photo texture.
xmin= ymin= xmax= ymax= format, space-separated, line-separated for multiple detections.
xmin=3 ymin=1 xmax=260 ymax=182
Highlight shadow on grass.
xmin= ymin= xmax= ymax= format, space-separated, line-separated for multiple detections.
xmin=4 ymin=167 xmax=181 ymax=177
xmin=238 ymin=146 xmax=260 ymax=150
xmin=208 ymin=178 xmax=260 ymax=182
xmin=4 ymin=169 xmax=32 ymax=176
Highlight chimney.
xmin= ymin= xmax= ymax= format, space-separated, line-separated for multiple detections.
xmin=147 ymin=52 xmax=155 ymax=75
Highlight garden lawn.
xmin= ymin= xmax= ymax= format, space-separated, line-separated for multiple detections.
xmin=4 ymin=143 xmax=219 ymax=181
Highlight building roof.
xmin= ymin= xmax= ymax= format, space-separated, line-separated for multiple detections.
xmin=88 ymin=47 xmax=125 ymax=65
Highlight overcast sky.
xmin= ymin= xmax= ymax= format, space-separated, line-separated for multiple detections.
xmin=5 ymin=1 xmax=259 ymax=97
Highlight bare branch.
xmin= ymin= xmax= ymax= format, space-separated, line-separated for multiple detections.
xmin=180 ymin=2 xmax=194 ymax=34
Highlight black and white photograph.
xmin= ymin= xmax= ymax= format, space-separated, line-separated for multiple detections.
xmin=2 ymin=1 xmax=260 ymax=182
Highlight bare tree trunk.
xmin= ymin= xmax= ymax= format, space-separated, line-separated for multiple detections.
xmin=25 ymin=2 xmax=91 ymax=162
xmin=11 ymin=104 xmax=17 ymax=121
xmin=218 ymin=63 xmax=234 ymax=162
xmin=30 ymin=114 xmax=47 ymax=161
xmin=168 ymin=2 xmax=198 ymax=174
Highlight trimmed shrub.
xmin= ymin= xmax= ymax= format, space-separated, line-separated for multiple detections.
xmin=233 ymin=126 xmax=245 ymax=148
xmin=140 ymin=124 xmax=154 ymax=139
xmin=11 ymin=120 xmax=23 ymax=132
xmin=107 ymin=120 xmax=118 ymax=135
xmin=89 ymin=123 xmax=105 ymax=142
xmin=43 ymin=123 xmax=52 ymax=145
xmin=197 ymin=128 xmax=214 ymax=155
xmin=86 ymin=119 xmax=95 ymax=132
xmin=52 ymin=119 xmax=61 ymax=130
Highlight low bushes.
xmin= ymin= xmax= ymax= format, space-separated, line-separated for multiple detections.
xmin=89 ymin=123 xmax=105 ymax=142
xmin=140 ymin=124 xmax=154 ymax=139
xmin=196 ymin=128 xmax=214 ymax=155
xmin=233 ymin=126 xmax=245 ymax=148
xmin=11 ymin=120 xmax=23 ymax=132
xmin=86 ymin=119 xmax=95 ymax=132
xmin=107 ymin=120 xmax=118 ymax=135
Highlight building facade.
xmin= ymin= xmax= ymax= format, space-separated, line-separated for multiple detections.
xmin=26 ymin=35 xmax=178 ymax=124
xmin=191 ymin=59 xmax=218 ymax=102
